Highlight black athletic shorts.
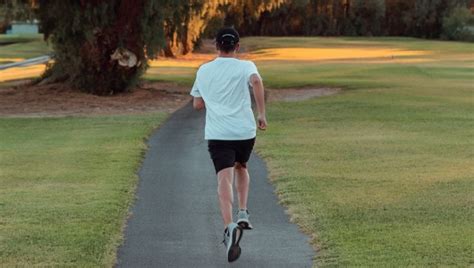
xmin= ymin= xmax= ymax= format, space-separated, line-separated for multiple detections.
xmin=208 ymin=137 xmax=256 ymax=174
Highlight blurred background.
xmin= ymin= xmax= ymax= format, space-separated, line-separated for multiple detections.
xmin=0 ymin=0 xmax=473 ymax=95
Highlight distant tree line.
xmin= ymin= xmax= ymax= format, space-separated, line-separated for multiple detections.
xmin=213 ymin=0 xmax=474 ymax=40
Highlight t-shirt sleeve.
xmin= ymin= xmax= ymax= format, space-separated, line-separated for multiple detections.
xmin=246 ymin=61 xmax=262 ymax=85
xmin=190 ymin=72 xmax=202 ymax=97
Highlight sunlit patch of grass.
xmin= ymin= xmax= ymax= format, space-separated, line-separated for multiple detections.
xmin=149 ymin=59 xmax=202 ymax=68
xmin=243 ymin=36 xmax=474 ymax=54
xmin=0 ymin=64 xmax=46 ymax=82
xmin=149 ymin=54 xmax=214 ymax=68
xmin=0 ymin=57 xmax=24 ymax=63
xmin=248 ymin=48 xmax=430 ymax=61
xmin=142 ymin=37 xmax=473 ymax=89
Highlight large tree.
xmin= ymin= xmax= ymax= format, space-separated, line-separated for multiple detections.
xmin=38 ymin=0 xmax=165 ymax=95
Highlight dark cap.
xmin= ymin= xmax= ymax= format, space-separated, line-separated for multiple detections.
xmin=216 ymin=27 xmax=240 ymax=46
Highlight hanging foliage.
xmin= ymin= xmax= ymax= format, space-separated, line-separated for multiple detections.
xmin=161 ymin=0 xmax=229 ymax=57
xmin=161 ymin=0 xmax=284 ymax=57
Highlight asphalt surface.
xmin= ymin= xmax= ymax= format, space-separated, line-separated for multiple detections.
xmin=116 ymin=103 xmax=314 ymax=267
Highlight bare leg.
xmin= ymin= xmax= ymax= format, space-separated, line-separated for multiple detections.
xmin=217 ymin=167 xmax=234 ymax=227
xmin=234 ymin=163 xmax=250 ymax=210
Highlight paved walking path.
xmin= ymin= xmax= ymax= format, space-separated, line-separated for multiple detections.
xmin=116 ymin=103 xmax=314 ymax=267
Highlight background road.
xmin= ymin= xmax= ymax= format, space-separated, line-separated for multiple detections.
xmin=0 ymin=55 xmax=50 ymax=70
xmin=117 ymin=103 xmax=314 ymax=267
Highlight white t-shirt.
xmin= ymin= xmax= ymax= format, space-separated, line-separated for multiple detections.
xmin=190 ymin=57 xmax=261 ymax=140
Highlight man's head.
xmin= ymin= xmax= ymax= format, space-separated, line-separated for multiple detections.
xmin=216 ymin=27 xmax=240 ymax=53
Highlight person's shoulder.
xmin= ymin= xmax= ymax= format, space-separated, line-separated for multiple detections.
xmin=197 ymin=61 xmax=211 ymax=70
xmin=237 ymin=59 xmax=258 ymax=71
xmin=197 ymin=58 xmax=217 ymax=72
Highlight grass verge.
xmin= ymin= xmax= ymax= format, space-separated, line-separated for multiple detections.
xmin=0 ymin=34 xmax=50 ymax=61
xmin=254 ymin=38 xmax=474 ymax=266
xmin=0 ymin=113 xmax=166 ymax=266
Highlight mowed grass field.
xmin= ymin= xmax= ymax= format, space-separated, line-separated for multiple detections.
xmin=253 ymin=38 xmax=474 ymax=266
xmin=0 ymin=34 xmax=50 ymax=62
xmin=0 ymin=114 xmax=166 ymax=266
xmin=1 ymin=36 xmax=473 ymax=266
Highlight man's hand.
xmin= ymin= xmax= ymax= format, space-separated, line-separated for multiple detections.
xmin=257 ymin=114 xmax=267 ymax=130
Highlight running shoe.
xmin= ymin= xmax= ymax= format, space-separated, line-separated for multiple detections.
xmin=222 ymin=223 xmax=243 ymax=262
xmin=236 ymin=209 xmax=253 ymax=230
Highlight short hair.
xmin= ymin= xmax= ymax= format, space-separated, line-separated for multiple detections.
xmin=216 ymin=27 xmax=240 ymax=53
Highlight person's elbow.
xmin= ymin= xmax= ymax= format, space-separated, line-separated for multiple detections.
xmin=250 ymin=74 xmax=263 ymax=89
xmin=193 ymin=102 xmax=205 ymax=110
xmin=193 ymin=98 xmax=205 ymax=110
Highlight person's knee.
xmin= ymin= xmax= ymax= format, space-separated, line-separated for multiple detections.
xmin=234 ymin=162 xmax=247 ymax=170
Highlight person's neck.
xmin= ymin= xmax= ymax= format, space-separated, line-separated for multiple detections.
xmin=218 ymin=51 xmax=236 ymax=58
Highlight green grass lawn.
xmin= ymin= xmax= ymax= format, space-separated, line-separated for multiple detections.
xmin=0 ymin=114 xmax=166 ymax=266
xmin=258 ymin=89 xmax=473 ymax=266
xmin=0 ymin=34 xmax=43 ymax=45
xmin=0 ymin=34 xmax=51 ymax=63
xmin=145 ymin=37 xmax=473 ymax=89
xmin=247 ymin=38 xmax=473 ymax=266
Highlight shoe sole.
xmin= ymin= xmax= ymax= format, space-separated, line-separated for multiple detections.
xmin=228 ymin=226 xmax=243 ymax=262
xmin=237 ymin=219 xmax=253 ymax=230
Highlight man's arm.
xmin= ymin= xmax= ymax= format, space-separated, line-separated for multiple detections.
xmin=250 ymin=74 xmax=267 ymax=130
xmin=193 ymin=97 xmax=205 ymax=110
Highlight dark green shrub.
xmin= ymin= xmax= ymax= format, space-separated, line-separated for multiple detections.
xmin=442 ymin=6 xmax=474 ymax=41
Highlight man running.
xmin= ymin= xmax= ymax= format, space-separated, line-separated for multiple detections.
xmin=190 ymin=27 xmax=267 ymax=262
